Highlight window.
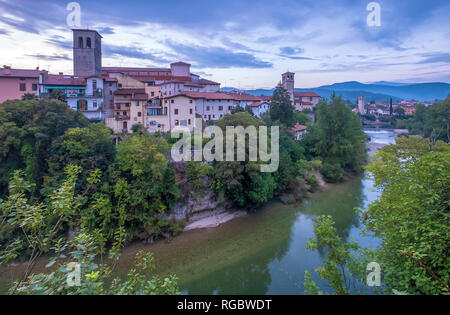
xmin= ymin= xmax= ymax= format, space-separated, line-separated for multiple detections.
xmin=175 ymin=109 xmax=179 ymax=115
xmin=206 ymin=106 xmax=210 ymax=111
xmin=164 ymin=107 xmax=167 ymax=115
xmin=123 ymin=111 xmax=127 ymax=116
xmin=19 ymin=83 xmax=26 ymax=91
xmin=118 ymin=84 xmax=122 ymax=88
xmin=86 ymin=37 xmax=92 ymax=48
xmin=136 ymin=101 xmax=140 ymax=107
xmin=171 ymin=100 xmax=174 ymax=103
xmin=109 ymin=90 xmax=112 ymax=95
xmin=219 ymin=106 xmax=223 ymax=111
xmin=175 ymin=120 xmax=179 ymax=126
xmin=93 ymin=102 xmax=97 ymax=108
xmin=188 ymin=119 xmax=191 ymax=125
xmin=78 ymin=37 xmax=83 ymax=48
xmin=151 ymin=92 xmax=154 ymax=96
xmin=189 ymin=100 xmax=193 ymax=103
xmin=190 ymin=109 xmax=193 ymax=115
xmin=31 ymin=84 xmax=37 ymax=91
xmin=138 ymin=112 xmax=142 ymax=117
xmin=228 ymin=106 xmax=233 ymax=110
xmin=93 ymin=80 xmax=97 ymax=91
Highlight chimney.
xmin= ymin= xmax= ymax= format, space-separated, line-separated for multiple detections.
xmin=3 ymin=65 xmax=11 ymax=75
xmin=59 ymin=72 xmax=64 ymax=75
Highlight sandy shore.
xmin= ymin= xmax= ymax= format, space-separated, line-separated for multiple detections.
xmin=184 ymin=210 xmax=247 ymax=231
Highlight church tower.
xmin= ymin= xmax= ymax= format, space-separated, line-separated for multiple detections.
xmin=73 ymin=29 xmax=102 ymax=77
xmin=358 ymin=95 xmax=366 ymax=114
xmin=282 ymin=72 xmax=295 ymax=104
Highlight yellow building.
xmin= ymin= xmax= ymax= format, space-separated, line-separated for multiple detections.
xmin=164 ymin=95 xmax=197 ymax=132
xmin=105 ymin=88 xmax=147 ymax=133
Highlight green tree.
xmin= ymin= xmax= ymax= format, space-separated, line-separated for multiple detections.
xmin=0 ymin=99 xmax=89 ymax=198
xmin=365 ymin=137 xmax=450 ymax=295
xmin=270 ymin=85 xmax=295 ymax=127
xmin=21 ymin=93 xmax=38 ymax=101
xmin=302 ymin=96 xmax=366 ymax=182
xmin=49 ymin=89 xmax=67 ymax=102
xmin=112 ymin=133 xmax=179 ymax=239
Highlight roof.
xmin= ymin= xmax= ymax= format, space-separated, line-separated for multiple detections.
xmin=292 ymin=123 xmax=308 ymax=132
xmin=171 ymin=61 xmax=191 ymax=66
xmin=72 ymin=29 xmax=103 ymax=38
xmin=165 ymin=91 xmax=262 ymax=102
xmin=294 ymin=92 xmax=320 ymax=97
xmin=43 ymin=74 xmax=86 ymax=86
xmin=0 ymin=67 xmax=41 ymax=78
xmin=114 ymin=88 xmax=146 ymax=95
xmin=102 ymin=67 xmax=171 ymax=72
xmin=249 ymin=101 xmax=270 ymax=107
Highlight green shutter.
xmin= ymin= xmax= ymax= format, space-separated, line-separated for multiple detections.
xmin=76 ymin=100 xmax=80 ymax=110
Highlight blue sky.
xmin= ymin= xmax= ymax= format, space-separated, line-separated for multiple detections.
xmin=1 ymin=0 xmax=450 ymax=88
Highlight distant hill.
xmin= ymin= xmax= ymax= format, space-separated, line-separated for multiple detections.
xmin=222 ymin=81 xmax=450 ymax=103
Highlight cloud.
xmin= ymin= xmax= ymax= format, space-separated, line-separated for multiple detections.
xmin=26 ymin=53 xmax=71 ymax=61
xmin=103 ymin=45 xmax=171 ymax=64
xmin=165 ymin=41 xmax=272 ymax=69
xmin=46 ymin=36 xmax=72 ymax=50
xmin=97 ymin=27 xmax=115 ymax=35
xmin=418 ymin=53 xmax=450 ymax=64
xmin=0 ymin=28 xmax=11 ymax=36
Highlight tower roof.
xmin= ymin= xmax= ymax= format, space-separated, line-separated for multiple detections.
xmin=72 ymin=29 xmax=103 ymax=38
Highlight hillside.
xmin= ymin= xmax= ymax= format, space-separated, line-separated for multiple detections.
xmin=223 ymin=81 xmax=450 ymax=103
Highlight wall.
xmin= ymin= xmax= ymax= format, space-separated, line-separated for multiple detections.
xmin=0 ymin=77 xmax=38 ymax=103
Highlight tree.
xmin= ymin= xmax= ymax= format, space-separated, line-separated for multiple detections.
xmin=0 ymin=99 xmax=89 ymax=198
xmin=270 ymin=85 xmax=295 ymax=127
xmin=21 ymin=93 xmax=38 ymax=101
xmin=0 ymin=168 xmax=179 ymax=295
xmin=112 ymin=133 xmax=179 ymax=239
xmin=212 ymin=113 xmax=276 ymax=208
xmin=305 ymin=215 xmax=371 ymax=295
xmin=49 ymin=89 xmax=67 ymax=102
xmin=365 ymin=137 xmax=450 ymax=295
xmin=302 ymin=96 xmax=366 ymax=182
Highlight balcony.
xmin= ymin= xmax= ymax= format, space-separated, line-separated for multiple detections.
xmin=115 ymin=115 xmax=130 ymax=121
xmin=67 ymin=92 xmax=103 ymax=99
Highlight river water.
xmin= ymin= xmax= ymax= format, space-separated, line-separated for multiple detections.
xmin=0 ymin=129 xmax=398 ymax=294
xmin=112 ymin=129 xmax=398 ymax=295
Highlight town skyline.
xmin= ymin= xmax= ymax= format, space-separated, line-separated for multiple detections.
xmin=1 ymin=0 xmax=450 ymax=89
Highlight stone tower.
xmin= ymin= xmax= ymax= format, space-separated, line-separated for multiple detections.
xmin=73 ymin=29 xmax=102 ymax=77
xmin=282 ymin=72 xmax=295 ymax=104
xmin=358 ymin=95 xmax=365 ymax=114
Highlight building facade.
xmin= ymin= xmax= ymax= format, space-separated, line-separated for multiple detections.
xmin=0 ymin=66 xmax=41 ymax=103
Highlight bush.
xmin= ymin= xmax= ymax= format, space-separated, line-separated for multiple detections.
xmin=321 ymin=163 xmax=344 ymax=183
xmin=305 ymin=175 xmax=319 ymax=192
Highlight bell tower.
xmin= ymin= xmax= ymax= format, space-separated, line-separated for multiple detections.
xmin=282 ymin=72 xmax=295 ymax=104
xmin=73 ymin=29 xmax=102 ymax=77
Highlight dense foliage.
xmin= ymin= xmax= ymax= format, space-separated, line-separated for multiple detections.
xmin=0 ymin=168 xmax=178 ymax=295
xmin=302 ymin=96 xmax=367 ymax=182
xmin=0 ymin=99 xmax=89 ymax=197
xmin=365 ymin=137 xmax=450 ymax=295
xmin=401 ymin=95 xmax=450 ymax=143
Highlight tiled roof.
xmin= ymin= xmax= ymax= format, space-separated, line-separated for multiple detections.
xmin=248 ymin=101 xmax=269 ymax=107
xmin=114 ymin=88 xmax=146 ymax=95
xmin=0 ymin=67 xmax=41 ymax=78
xmin=171 ymin=61 xmax=191 ymax=66
xmin=43 ymin=75 xmax=86 ymax=86
xmin=292 ymin=123 xmax=307 ymax=132
xmin=294 ymin=92 xmax=320 ymax=97
xmin=102 ymin=67 xmax=170 ymax=72
xmin=166 ymin=92 xmax=262 ymax=102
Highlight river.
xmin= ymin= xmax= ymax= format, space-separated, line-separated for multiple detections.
xmin=112 ymin=129 xmax=399 ymax=295
xmin=0 ymin=129 xmax=399 ymax=294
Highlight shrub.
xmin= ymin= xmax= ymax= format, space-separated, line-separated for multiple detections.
xmin=321 ymin=163 xmax=344 ymax=183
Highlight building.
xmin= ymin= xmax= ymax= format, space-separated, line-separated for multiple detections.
xmin=73 ymin=29 xmax=102 ymax=77
xmin=282 ymin=72 xmax=295 ymax=104
xmin=39 ymin=72 xmax=104 ymax=121
xmin=0 ymin=66 xmax=42 ymax=103
xmin=248 ymin=101 xmax=270 ymax=119
xmin=293 ymin=92 xmax=321 ymax=112
xmin=358 ymin=95 xmax=366 ymax=114
xmin=292 ymin=123 xmax=308 ymax=141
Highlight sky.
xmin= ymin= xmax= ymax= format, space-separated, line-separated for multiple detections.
xmin=1 ymin=0 xmax=450 ymax=89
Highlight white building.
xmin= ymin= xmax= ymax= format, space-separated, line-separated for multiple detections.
xmin=248 ymin=101 xmax=270 ymax=119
